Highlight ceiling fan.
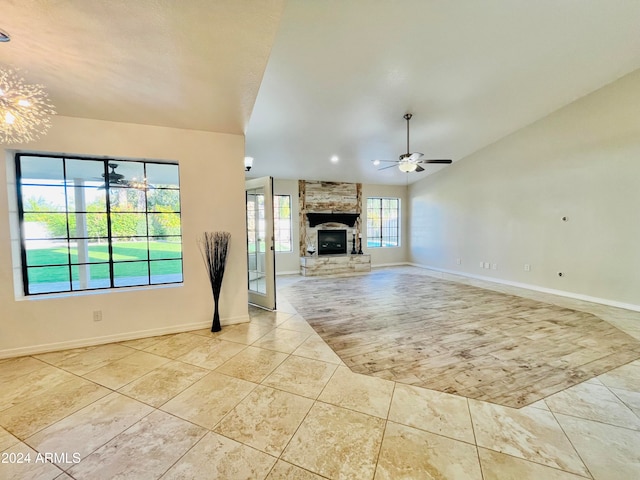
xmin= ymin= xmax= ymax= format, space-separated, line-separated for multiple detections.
xmin=97 ymin=163 xmax=152 ymax=190
xmin=374 ymin=113 xmax=452 ymax=172
xmin=102 ymin=163 xmax=128 ymax=185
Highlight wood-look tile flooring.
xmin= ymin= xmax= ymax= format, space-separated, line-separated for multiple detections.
xmin=281 ymin=269 xmax=640 ymax=407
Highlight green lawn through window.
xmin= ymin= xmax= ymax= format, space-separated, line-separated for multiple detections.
xmin=26 ymin=241 xmax=182 ymax=284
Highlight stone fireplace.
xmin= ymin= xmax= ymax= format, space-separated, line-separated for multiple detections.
xmin=298 ymin=180 xmax=371 ymax=276
xmin=298 ymin=180 xmax=362 ymax=256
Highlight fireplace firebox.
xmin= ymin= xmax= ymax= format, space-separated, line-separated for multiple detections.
xmin=317 ymin=230 xmax=347 ymax=255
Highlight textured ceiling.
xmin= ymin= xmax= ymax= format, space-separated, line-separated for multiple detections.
xmin=0 ymin=0 xmax=286 ymax=134
xmin=2 ymin=1 xmax=640 ymax=185
xmin=246 ymin=0 xmax=640 ymax=184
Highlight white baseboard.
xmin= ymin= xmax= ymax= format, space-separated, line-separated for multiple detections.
xmin=0 ymin=314 xmax=250 ymax=360
xmin=277 ymin=263 xmax=410 ymax=275
xmin=372 ymin=262 xmax=411 ymax=268
xmin=409 ymin=263 xmax=640 ymax=313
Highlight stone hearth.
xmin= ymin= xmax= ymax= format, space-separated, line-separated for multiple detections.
xmin=300 ymin=254 xmax=371 ymax=276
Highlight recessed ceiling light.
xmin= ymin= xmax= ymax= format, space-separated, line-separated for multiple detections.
xmin=330 ymin=155 xmax=339 ymax=163
xmin=373 ymin=160 xmax=380 ymax=166
xmin=0 ymin=30 xmax=10 ymax=42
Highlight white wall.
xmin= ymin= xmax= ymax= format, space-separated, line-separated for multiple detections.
xmin=0 ymin=115 xmax=249 ymax=357
xmin=409 ymin=69 xmax=640 ymax=308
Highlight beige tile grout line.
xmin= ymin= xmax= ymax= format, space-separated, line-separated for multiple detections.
xmin=370 ymin=381 xmax=397 ymax=480
xmin=467 ymin=398 xmax=486 ymax=480
xmin=547 ymin=407 xmax=595 ymax=479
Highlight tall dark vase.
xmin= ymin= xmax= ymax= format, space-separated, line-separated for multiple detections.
xmin=198 ymin=231 xmax=231 ymax=333
xmin=212 ymin=296 xmax=221 ymax=332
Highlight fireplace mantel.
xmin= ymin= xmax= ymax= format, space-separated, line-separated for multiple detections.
xmin=306 ymin=213 xmax=359 ymax=227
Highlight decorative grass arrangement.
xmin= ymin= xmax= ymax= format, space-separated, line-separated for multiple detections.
xmin=198 ymin=231 xmax=231 ymax=332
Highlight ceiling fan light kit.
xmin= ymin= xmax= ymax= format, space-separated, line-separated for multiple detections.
xmin=398 ymin=162 xmax=417 ymax=172
xmin=373 ymin=113 xmax=452 ymax=173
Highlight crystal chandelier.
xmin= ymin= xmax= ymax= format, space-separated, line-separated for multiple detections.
xmin=0 ymin=66 xmax=55 ymax=144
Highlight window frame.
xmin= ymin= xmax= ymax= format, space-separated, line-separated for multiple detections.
xmin=273 ymin=194 xmax=293 ymax=253
xmin=15 ymin=153 xmax=183 ymax=296
xmin=366 ymin=197 xmax=400 ymax=248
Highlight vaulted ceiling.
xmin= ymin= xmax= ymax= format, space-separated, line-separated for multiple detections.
xmin=0 ymin=0 xmax=286 ymax=134
xmin=2 ymin=1 xmax=640 ymax=185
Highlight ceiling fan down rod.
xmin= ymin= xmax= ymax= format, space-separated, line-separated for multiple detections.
xmin=402 ymin=113 xmax=412 ymax=159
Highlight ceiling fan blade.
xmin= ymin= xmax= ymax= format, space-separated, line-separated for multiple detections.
xmin=408 ymin=152 xmax=423 ymax=161
xmin=415 ymin=165 xmax=425 ymax=172
xmin=373 ymin=159 xmax=398 ymax=163
xmin=377 ymin=164 xmax=398 ymax=171
xmin=419 ymin=159 xmax=452 ymax=164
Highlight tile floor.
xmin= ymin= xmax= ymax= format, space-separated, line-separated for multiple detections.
xmin=0 ymin=267 xmax=639 ymax=479
xmin=281 ymin=269 xmax=640 ymax=408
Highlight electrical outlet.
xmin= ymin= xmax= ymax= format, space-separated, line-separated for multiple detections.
xmin=524 ymin=264 xmax=531 ymax=272
xmin=479 ymin=261 xmax=484 ymax=268
xmin=483 ymin=262 xmax=490 ymax=269
xmin=491 ymin=263 xmax=497 ymax=270
xmin=93 ymin=310 xmax=102 ymax=322
xmin=456 ymin=258 xmax=461 ymax=265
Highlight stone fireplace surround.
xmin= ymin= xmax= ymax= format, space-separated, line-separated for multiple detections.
xmin=298 ymin=180 xmax=371 ymax=275
xmin=298 ymin=180 xmax=362 ymax=256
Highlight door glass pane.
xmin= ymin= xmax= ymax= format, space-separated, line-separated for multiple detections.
xmin=247 ymin=188 xmax=266 ymax=294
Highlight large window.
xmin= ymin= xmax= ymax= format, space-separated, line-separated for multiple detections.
xmin=367 ymin=197 xmax=400 ymax=248
xmin=16 ymin=154 xmax=183 ymax=295
xmin=274 ymin=194 xmax=292 ymax=252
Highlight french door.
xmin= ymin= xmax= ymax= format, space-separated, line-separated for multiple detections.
xmin=245 ymin=176 xmax=276 ymax=310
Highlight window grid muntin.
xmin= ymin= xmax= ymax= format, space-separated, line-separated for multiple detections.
xmin=16 ymin=153 xmax=183 ymax=295
xmin=366 ymin=197 xmax=400 ymax=248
